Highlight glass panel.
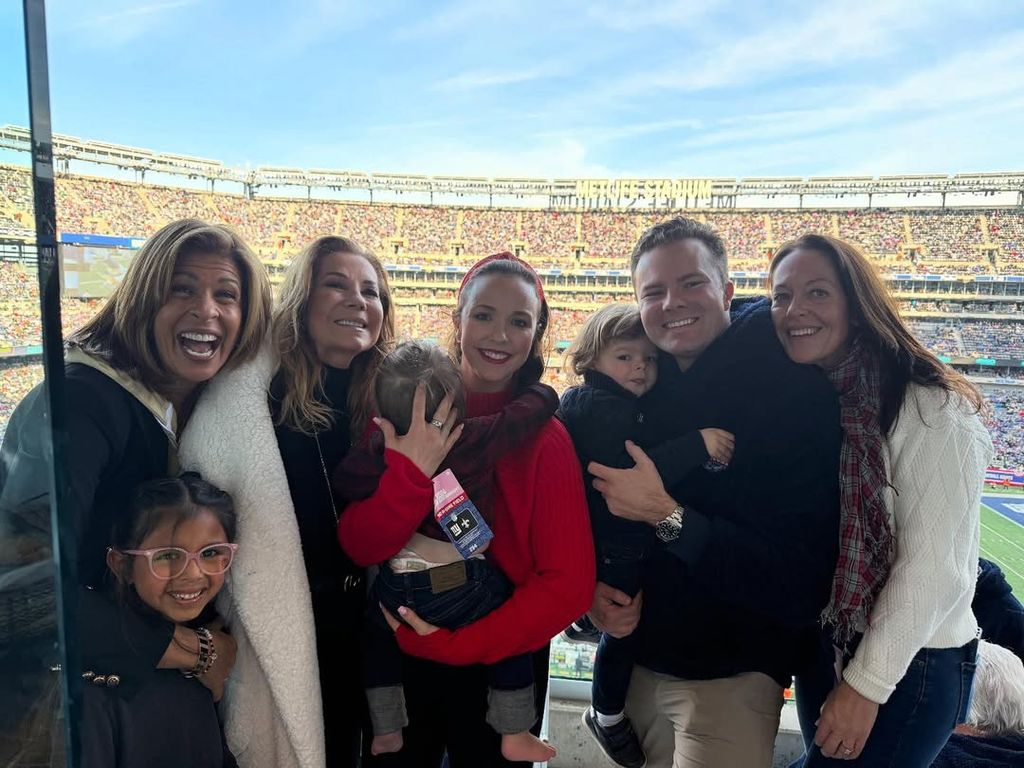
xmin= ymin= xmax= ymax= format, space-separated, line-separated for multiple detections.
xmin=549 ymin=635 xmax=596 ymax=681
xmin=0 ymin=2 xmax=71 ymax=765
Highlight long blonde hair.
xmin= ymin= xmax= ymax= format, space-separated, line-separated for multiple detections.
xmin=272 ymin=235 xmax=395 ymax=436
xmin=69 ymin=218 xmax=271 ymax=394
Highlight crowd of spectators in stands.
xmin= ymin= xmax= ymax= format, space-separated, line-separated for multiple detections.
xmin=402 ymin=206 xmax=457 ymax=255
xmin=53 ymin=175 xmax=149 ymax=236
xmin=0 ymin=166 xmax=34 ymax=232
xmin=837 ymin=210 xmax=907 ymax=257
xmin=910 ymin=210 xmax=985 ymax=258
xmin=992 ymin=211 xmax=1024 ymax=270
xmin=985 ymin=388 xmax=1024 ymax=471
xmin=5 ymin=165 xmax=1024 ymax=277
xmin=580 ymin=212 xmax=639 ymax=263
xmin=4 ymin=165 xmax=1024 ymax=469
xmin=461 ymin=208 xmax=518 ymax=256
xmin=963 ymin=321 xmax=1024 ymax=358
xmin=0 ymin=362 xmax=43 ymax=441
xmin=908 ymin=301 xmax=1024 ymax=316
xmin=906 ymin=322 xmax=963 ymax=355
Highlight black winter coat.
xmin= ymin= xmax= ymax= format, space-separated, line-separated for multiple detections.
xmin=0 ymin=363 xmax=174 ymax=700
xmin=559 ymin=369 xmax=709 ymax=548
xmin=635 ymin=297 xmax=842 ymax=686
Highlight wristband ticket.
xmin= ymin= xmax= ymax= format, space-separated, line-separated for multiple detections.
xmin=432 ymin=468 xmax=493 ymax=558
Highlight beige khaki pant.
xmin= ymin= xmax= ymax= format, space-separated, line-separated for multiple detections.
xmin=624 ymin=664 xmax=784 ymax=768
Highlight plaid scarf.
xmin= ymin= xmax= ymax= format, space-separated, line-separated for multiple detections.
xmin=823 ymin=339 xmax=895 ymax=646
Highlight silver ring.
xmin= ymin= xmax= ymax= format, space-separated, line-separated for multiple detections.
xmin=430 ymin=419 xmax=444 ymax=430
xmin=842 ymin=747 xmax=854 ymax=757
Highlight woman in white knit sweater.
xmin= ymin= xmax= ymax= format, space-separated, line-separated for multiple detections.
xmin=768 ymin=233 xmax=993 ymax=767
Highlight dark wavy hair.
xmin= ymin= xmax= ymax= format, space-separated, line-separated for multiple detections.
xmin=769 ymin=233 xmax=984 ymax=433
xmin=110 ymin=472 xmax=236 ymax=585
xmin=450 ymin=257 xmax=550 ymax=390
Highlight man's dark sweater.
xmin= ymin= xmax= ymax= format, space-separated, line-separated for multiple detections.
xmin=635 ymin=297 xmax=841 ymax=687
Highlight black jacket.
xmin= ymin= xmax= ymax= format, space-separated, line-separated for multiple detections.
xmin=269 ymin=365 xmax=363 ymax=599
xmin=0 ymin=363 xmax=174 ymax=697
xmin=269 ymin=365 xmax=369 ymax=763
xmin=635 ymin=297 xmax=841 ymax=686
xmin=931 ymin=733 xmax=1024 ymax=768
xmin=80 ymin=592 xmax=237 ymax=768
xmin=559 ymin=369 xmax=709 ymax=547
xmin=974 ymin=557 xmax=1024 ymax=660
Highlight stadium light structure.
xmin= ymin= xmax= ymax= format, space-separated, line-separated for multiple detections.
xmin=3 ymin=124 xmax=1024 ymax=209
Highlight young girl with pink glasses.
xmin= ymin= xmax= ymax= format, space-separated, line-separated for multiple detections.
xmin=81 ymin=473 xmax=239 ymax=768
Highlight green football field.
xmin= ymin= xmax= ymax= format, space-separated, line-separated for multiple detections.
xmin=980 ymin=498 xmax=1024 ymax=596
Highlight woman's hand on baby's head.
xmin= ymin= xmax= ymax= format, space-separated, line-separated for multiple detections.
xmin=374 ymin=384 xmax=463 ymax=478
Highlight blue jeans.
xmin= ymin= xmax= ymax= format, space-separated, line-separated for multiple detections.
xmin=794 ymin=634 xmax=977 ymax=768
xmin=362 ymin=559 xmax=535 ymax=736
xmin=591 ymin=542 xmax=645 ymax=716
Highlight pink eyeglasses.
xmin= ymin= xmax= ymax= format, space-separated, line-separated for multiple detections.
xmin=115 ymin=543 xmax=239 ymax=580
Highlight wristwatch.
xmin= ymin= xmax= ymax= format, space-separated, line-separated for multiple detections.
xmin=655 ymin=505 xmax=685 ymax=542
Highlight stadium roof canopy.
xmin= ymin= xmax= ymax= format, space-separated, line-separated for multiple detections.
xmin=2 ymin=124 xmax=1023 ymax=208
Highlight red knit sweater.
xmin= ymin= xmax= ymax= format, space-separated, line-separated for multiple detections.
xmin=337 ymin=388 xmax=596 ymax=666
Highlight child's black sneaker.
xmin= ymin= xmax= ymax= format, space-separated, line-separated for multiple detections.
xmin=562 ymin=615 xmax=601 ymax=644
xmin=582 ymin=707 xmax=646 ymax=768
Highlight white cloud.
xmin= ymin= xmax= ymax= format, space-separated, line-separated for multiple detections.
xmin=393 ymin=0 xmax=523 ymax=40
xmin=277 ymin=0 xmax=394 ymax=50
xmin=678 ymin=30 xmax=1024 ymax=151
xmin=534 ymin=117 xmax=705 ymax=145
xmin=434 ymin=67 xmax=556 ymax=92
xmin=53 ymin=0 xmax=200 ymax=45
xmin=342 ymin=134 xmax=615 ymax=178
xmin=601 ymin=0 xmax=977 ymax=98
xmin=583 ymin=0 xmax=721 ymax=31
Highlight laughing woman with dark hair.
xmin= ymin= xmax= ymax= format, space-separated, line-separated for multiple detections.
xmin=769 ymin=233 xmax=992 ymax=767
xmin=0 ymin=219 xmax=271 ymax=763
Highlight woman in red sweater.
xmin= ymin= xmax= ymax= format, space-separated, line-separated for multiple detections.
xmin=338 ymin=252 xmax=595 ymax=767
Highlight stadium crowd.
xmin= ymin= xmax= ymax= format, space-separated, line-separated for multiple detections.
xmin=985 ymin=388 xmax=1024 ymax=471
xmin=4 ymin=165 xmax=1024 ymax=277
xmin=2 ymin=286 xmax=1023 ymax=471
xmin=962 ymin=321 xmax=1024 ymax=358
xmin=3 ymin=168 xmax=1024 ymax=472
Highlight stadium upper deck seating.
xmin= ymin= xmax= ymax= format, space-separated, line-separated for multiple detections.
xmin=2 ymin=165 xmax=1023 ymax=275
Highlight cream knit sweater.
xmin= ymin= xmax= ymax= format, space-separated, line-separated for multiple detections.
xmin=843 ymin=383 xmax=994 ymax=704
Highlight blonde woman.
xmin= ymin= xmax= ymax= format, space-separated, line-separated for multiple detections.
xmin=271 ymin=236 xmax=395 ymax=767
xmin=0 ymin=219 xmax=270 ymax=762
xmin=179 ymin=234 xmax=394 ymax=768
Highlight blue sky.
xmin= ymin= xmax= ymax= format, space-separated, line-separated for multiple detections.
xmin=2 ymin=0 xmax=1024 ymax=178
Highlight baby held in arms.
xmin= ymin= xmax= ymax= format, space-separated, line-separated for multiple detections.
xmin=334 ymin=340 xmax=559 ymax=762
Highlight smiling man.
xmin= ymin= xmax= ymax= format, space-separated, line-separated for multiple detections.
xmin=586 ymin=217 xmax=843 ymax=768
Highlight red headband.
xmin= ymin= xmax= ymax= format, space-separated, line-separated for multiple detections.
xmin=458 ymin=251 xmax=545 ymax=303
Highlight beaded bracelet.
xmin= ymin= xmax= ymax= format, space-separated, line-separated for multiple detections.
xmin=182 ymin=627 xmax=217 ymax=679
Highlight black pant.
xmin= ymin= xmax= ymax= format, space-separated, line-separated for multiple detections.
xmin=363 ymin=646 xmax=550 ymax=768
xmin=312 ymin=585 xmax=373 ymax=768
xmin=592 ymin=542 xmax=645 ymax=715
